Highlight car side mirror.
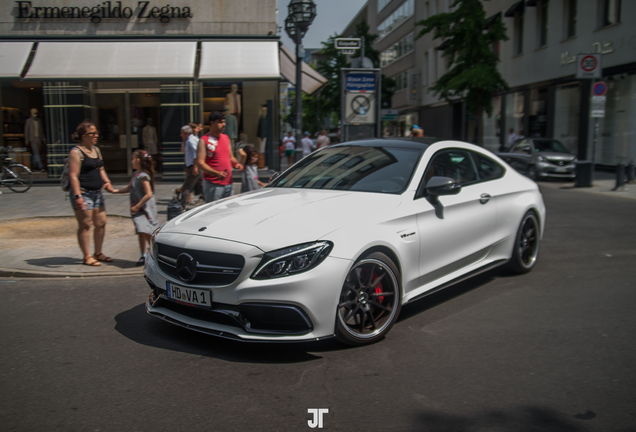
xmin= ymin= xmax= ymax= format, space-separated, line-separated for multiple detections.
xmin=269 ymin=172 xmax=280 ymax=184
xmin=426 ymin=176 xmax=461 ymax=205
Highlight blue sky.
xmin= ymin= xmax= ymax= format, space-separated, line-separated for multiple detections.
xmin=277 ymin=0 xmax=368 ymax=51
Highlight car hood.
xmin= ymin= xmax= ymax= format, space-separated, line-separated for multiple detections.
xmin=537 ymin=151 xmax=575 ymax=161
xmin=163 ymin=188 xmax=402 ymax=251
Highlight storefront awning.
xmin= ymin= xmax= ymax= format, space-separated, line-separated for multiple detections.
xmin=23 ymin=41 xmax=197 ymax=80
xmin=199 ymin=41 xmax=280 ymax=80
xmin=0 ymin=42 xmax=33 ymax=79
xmin=279 ymin=45 xmax=328 ymax=95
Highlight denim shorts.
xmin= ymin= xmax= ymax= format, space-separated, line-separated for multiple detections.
xmin=70 ymin=189 xmax=105 ymax=211
xmin=203 ymin=181 xmax=233 ymax=203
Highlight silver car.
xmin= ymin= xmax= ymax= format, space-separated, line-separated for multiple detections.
xmin=499 ymin=138 xmax=577 ymax=180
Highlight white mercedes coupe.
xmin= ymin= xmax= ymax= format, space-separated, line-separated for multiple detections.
xmin=144 ymin=139 xmax=546 ymax=346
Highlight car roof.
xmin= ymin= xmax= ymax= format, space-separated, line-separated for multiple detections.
xmin=331 ymin=138 xmax=435 ymax=151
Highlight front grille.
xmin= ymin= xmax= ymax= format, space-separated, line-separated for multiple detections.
xmin=156 ymin=242 xmax=245 ymax=286
xmin=154 ymin=297 xmax=242 ymax=329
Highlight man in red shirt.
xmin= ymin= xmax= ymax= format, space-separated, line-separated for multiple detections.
xmin=196 ymin=111 xmax=244 ymax=203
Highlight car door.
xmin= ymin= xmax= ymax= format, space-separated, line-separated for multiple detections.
xmin=414 ymin=148 xmax=497 ymax=288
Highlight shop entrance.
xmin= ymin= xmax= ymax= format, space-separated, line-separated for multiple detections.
xmin=93 ymin=88 xmax=162 ymax=174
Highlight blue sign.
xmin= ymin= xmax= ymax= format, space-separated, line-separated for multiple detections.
xmin=346 ymin=73 xmax=376 ymax=92
xmin=593 ymin=82 xmax=607 ymax=96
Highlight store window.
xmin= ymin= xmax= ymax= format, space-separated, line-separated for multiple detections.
xmin=505 ymin=92 xmax=525 ymax=143
xmin=600 ymin=74 xmax=635 ymax=165
xmin=554 ymin=83 xmax=580 ymax=153
xmin=529 ymin=88 xmax=548 ymax=138
xmin=483 ymin=96 xmax=502 ymax=153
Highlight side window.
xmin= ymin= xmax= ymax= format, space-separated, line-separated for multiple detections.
xmin=417 ymin=149 xmax=478 ymax=197
xmin=512 ymin=142 xmax=531 ymax=154
xmin=471 ymin=152 xmax=505 ymax=181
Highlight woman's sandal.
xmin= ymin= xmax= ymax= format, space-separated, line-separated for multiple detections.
xmin=84 ymin=256 xmax=102 ymax=266
xmin=94 ymin=253 xmax=113 ymax=263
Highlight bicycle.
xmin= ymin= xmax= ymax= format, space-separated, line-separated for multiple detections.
xmin=1 ymin=157 xmax=33 ymax=193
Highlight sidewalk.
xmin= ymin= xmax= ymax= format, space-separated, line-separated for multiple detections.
xmin=0 ymin=174 xmax=634 ymax=278
xmin=0 ymin=180 xmax=241 ymax=278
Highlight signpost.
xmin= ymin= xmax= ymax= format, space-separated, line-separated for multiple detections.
xmin=340 ymin=68 xmax=382 ymax=142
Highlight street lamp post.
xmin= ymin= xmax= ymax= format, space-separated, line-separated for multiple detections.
xmin=285 ymin=0 xmax=316 ymax=162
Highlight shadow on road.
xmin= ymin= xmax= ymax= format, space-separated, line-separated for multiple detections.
xmin=25 ymin=256 xmax=140 ymax=269
xmin=114 ymin=304 xmax=345 ymax=363
xmin=413 ymin=405 xmax=598 ymax=432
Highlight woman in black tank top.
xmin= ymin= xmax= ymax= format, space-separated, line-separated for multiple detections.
xmin=68 ymin=121 xmax=115 ymax=266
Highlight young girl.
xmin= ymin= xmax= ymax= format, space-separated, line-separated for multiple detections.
xmin=241 ymin=145 xmax=266 ymax=193
xmin=111 ymin=150 xmax=159 ymax=266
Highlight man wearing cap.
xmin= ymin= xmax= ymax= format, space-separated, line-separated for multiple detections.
xmin=196 ymin=111 xmax=244 ymax=203
xmin=301 ymin=131 xmax=314 ymax=159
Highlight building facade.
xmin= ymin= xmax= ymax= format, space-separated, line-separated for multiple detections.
xmin=0 ymin=0 xmax=280 ymax=178
xmin=341 ymin=0 xmax=635 ymax=166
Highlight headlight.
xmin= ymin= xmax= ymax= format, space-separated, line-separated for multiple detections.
xmin=251 ymin=241 xmax=333 ymax=280
xmin=537 ymin=155 xmax=546 ymax=162
xmin=149 ymin=224 xmax=165 ymax=260
xmin=573 ymin=157 xmax=578 ymax=163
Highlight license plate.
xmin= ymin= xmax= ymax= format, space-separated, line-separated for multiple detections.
xmin=555 ymin=167 xmax=568 ymax=173
xmin=166 ymin=282 xmax=212 ymax=307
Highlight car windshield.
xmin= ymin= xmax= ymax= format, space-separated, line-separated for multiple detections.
xmin=269 ymin=145 xmax=423 ymax=194
xmin=534 ymin=139 xmax=570 ymax=154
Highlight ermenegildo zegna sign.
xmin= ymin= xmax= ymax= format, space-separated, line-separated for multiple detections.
xmin=15 ymin=1 xmax=192 ymax=23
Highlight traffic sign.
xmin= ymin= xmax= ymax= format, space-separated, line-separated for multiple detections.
xmin=593 ymin=81 xmax=607 ymax=96
xmin=591 ymin=95 xmax=606 ymax=118
xmin=342 ymin=49 xmax=356 ymax=55
xmin=345 ymin=73 xmax=376 ymax=92
xmin=576 ymin=54 xmax=602 ymax=79
xmin=345 ymin=92 xmax=375 ymax=124
xmin=335 ymin=38 xmax=361 ymax=50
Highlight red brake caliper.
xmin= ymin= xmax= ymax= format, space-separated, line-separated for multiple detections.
xmin=374 ymin=275 xmax=384 ymax=304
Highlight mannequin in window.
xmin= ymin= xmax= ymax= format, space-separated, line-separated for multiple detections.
xmin=143 ymin=118 xmax=158 ymax=155
xmin=224 ymin=105 xmax=238 ymax=149
xmin=224 ymin=84 xmax=241 ymax=118
xmin=24 ymin=108 xmax=45 ymax=171
xmin=256 ymin=105 xmax=267 ymax=168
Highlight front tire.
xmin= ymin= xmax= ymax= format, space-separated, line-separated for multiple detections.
xmin=5 ymin=164 xmax=33 ymax=193
xmin=336 ymin=252 xmax=401 ymax=346
xmin=505 ymin=211 xmax=540 ymax=274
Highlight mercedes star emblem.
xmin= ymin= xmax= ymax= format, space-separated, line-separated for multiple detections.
xmin=176 ymin=253 xmax=197 ymax=283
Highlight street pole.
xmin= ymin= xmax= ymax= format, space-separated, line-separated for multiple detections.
xmin=295 ymin=32 xmax=303 ymax=162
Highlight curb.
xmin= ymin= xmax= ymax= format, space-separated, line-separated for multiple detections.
xmin=0 ymin=266 xmax=144 ymax=279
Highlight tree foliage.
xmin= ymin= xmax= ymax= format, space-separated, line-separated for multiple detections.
xmin=416 ymin=0 xmax=509 ymax=144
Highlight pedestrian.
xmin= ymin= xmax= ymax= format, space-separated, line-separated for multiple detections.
xmin=177 ymin=125 xmax=202 ymax=208
xmin=518 ymin=129 xmax=525 ymax=140
xmin=67 ymin=121 xmax=114 ymax=267
xmin=241 ymin=145 xmax=266 ymax=193
xmin=508 ymin=128 xmax=518 ymax=146
xmin=283 ymin=131 xmax=296 ymax=166
xmin=197 ymin=111 xmax=244 ymax=203
xmin=110 ymin=150 xmax=158 ymax=266
xmin=412 ymin=128 xmax=424 ymax=137
xmin=316 ymin=130 xmax=330 ymax=149
xmin=301 ymin=131 xmax=313 ymax=158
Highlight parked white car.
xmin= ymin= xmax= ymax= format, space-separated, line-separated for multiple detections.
xmin=144 ymin=139 xmax=546 ymax=345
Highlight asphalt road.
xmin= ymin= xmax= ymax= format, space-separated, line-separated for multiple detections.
xmin=1 ymin=184 xmax=635 ymax=432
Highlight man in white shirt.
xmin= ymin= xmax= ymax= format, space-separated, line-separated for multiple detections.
xmin=178 ymin=125 xmax=202 ymax=208
xmin=301 ymin=131 xmax=314 ymax=158
xmin=283 ymin=131 xmax=296 ymax=166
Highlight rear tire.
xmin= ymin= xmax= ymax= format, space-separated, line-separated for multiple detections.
xmin=504 ymin=211 xmax=540 ymax=274
xmin=336 ymin=252 xmax=401 ymax=346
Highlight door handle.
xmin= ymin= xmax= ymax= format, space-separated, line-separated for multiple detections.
xmin=479 ymin=193 xmax=491 ymax=204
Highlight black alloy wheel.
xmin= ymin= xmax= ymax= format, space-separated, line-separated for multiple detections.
xmin=505 ymin=211 xmax=540 ymax=274
xmin=336 ymin=252 xmax=401 ymax=346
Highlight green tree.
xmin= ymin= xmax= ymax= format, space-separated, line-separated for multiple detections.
xmin=315 ymin=33 xmax=351 ymax=124
xmin=351 ymin=20 xmax=395 ymax=108
xmin=416 ymin=0 xmax=508 ymax=146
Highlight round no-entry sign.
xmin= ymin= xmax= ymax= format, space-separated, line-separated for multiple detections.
xmin=593 ymin=82 xmax=607 ymax=96
xmin=581 ymin=55 xmax=598 ymax=72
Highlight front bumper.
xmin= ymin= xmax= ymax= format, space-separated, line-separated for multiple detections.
xmin=537 ymin=162 xmax=576 ymax=179
xmin=143 ymin=234 xmax=352 ymax=342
